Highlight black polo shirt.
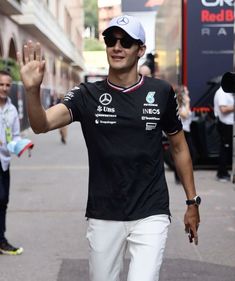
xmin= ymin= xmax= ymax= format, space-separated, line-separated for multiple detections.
xmin=63 ymin=76 xmax=182 ymax=221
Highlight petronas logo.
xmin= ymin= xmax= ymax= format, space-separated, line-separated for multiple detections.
xmin=146 ymin=92 xmax=156 ymax=104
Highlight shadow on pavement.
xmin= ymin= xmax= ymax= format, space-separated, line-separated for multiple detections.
xmin=58 ymin=258 xmax=235 ymax=281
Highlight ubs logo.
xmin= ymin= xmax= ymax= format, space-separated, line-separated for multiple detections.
xmin=99 ymin=93 xmax=112 ymax=106
xmin=201 ymin=0 xmax=234 ymax=6
xmin=97 ymin=93 xmax=115 ymax=113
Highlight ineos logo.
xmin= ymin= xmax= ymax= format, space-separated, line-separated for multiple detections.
xmin=99 ymin=93 xmax=112 ymax=106
xmin=117 ymin=16 xmax=129 ymax=25
xmin=201 ymin=0 xmax=234 ymax=7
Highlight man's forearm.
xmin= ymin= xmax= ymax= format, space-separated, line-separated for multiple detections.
xmin=178 ymin=161 xmax=196 ymax=199
xmin=220 ymin=105 xmax=235 ymax=114
xmin=25 ymin=88 xmax=49 ymax=134
xmin=172 ymin=145 xmax=197 ymax=199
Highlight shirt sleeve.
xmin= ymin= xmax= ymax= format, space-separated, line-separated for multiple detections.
xmin=62 ymin=86 xmax=85 ymax=122
xmin=161 ymin=87 xmax=182 ymax=135
xmin=217 ymin=88 xmax=232 ymax=107
xmin=217 ymin=88 xmax=226 ymax=106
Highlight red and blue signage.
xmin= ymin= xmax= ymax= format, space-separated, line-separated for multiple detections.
xmin=185 ymin=0 xmax=234 ymax=105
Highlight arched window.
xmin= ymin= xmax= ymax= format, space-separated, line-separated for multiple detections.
xmin=53 ymin=60 xmax=56 ymax=76
xmin=8 ymin=37 xmax=17 ymax=60
xmin=0 ymin=34 xmax=3 ymax=57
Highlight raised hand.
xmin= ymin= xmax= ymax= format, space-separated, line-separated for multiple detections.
xmin=17 ymin=40 xmax=45 ymax=92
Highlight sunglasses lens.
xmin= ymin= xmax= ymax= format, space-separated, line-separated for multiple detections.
xmin=104 ymin=36 xmax=137 ymax=49
xmin=104 ymin=36 xmax=117 ymax=47
xmin=120 ymin=37 xmax=134 ymax=48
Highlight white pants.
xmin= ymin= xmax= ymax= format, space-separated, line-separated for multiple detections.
xmin=86 ymin=215 xmax=170 ymax=281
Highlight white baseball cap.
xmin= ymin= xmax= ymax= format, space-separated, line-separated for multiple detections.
xmin=102 ymin=15 xmax=146 ymax=44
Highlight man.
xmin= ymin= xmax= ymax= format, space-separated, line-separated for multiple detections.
xmin=0 ymin=70 xmax=24 ymax=255
xmin=18 ymin=15 xmax=200 ymax=281
xmin=214 ymin=86 xmax=234 ymax=182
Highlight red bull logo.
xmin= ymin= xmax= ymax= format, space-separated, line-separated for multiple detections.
xmin=200 ymin=0 xmax=234 ymax=36
xmin=201 ymin=9 xmax=234 ymax=22
xmin=201 ymin=0 xmax=234 ymax=7
xmin=201 ymin=0 xmax=234 ymax=23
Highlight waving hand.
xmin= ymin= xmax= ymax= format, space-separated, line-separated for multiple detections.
xmin=17 ymin=40 xmax=45 ymax=92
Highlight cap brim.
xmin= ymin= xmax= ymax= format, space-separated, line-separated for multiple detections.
xmin=102 ymin=26 xmax=142 ymax=43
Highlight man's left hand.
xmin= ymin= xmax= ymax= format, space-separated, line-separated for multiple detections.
xmin=184 ymin=206 xmax=200 ymax=245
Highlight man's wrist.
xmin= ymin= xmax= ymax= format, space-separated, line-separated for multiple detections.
xmin=26 ymin=86 xmax=40 ymax=94
xmin=186 ymin=195 xmax=201 ymax=206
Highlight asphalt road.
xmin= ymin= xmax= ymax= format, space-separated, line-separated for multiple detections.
xmin=0 ymin=122 xmax=235 ymax=281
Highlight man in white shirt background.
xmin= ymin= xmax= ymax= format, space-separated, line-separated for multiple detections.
xmin=0 ymin=70 xmax=23 ymax=255
xmin=214 ymin=86 xmax=234 ymax=182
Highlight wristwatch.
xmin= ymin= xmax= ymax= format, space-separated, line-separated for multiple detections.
xmin=186 ymin=195 xmax=201 ymax=206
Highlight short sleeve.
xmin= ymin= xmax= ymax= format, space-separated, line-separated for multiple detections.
xmin=62 ymin=86 xmax=84 ymax=122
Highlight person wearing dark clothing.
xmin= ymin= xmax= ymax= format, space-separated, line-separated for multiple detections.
xmin=18 ymin=15 xmax=200 ymax=281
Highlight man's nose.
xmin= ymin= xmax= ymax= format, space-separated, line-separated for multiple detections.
xmin=113 ymin=39 xmax=122 ymax=49
xmin=3 ymin=85 xmax=8 ymax=91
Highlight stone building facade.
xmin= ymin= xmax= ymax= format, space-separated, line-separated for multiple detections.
xmin=0 ymin=0 xmax=84 ymax=96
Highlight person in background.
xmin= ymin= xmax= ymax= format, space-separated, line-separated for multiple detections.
xmin=56 ymin=94 xmax=68 ymax=144
xmin=139 ymin=63 xmax=152 ymax=77
xmin=214 ymin=86 xmax=234 ymax=182
xmin=0 ymin=70 xmax=24 ymax=255
xmin=50 ymin=92 xmax=68 ymax=144
xmin=139 ymin=52 xmax=155 ymax=78
xmin=17 ymin=15 xmax=200 ymax=281
xmin=59 ymin=123 xmax=67 ymax=144
xmin=173 ymin=85 xmax=195 ymax=184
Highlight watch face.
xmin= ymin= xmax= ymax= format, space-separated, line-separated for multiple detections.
xmin=186 ymin=196 xmax=201 ymax=206
xmin=195 ymin=196 xmax=201 ymax=205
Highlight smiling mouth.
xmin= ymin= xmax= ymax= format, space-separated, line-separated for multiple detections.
xmin=0 ymin=93 xmax=7 ymax=98
xmin=112 ymin=56 xmax=124 ymax=60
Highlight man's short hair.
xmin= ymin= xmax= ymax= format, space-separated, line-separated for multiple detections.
xmin=0 ymin=69 xmax=12 ymax=77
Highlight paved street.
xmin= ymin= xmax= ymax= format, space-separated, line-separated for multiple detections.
xmin=0 ymin=122 xmax=235 ymax=281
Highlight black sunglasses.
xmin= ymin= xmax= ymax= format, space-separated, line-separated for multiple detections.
xmin=104 ymin=35 xmax=141 ymax=49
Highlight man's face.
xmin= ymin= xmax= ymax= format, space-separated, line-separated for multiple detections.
xmin=104 ymin=29 xmax=146 ymax=72
xmin=0 ymin=74 xmax=12 ymax=101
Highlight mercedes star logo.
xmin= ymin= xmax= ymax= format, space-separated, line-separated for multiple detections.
xmin=117 ymin=16 xmax=129 ymax=26
xmin=99 ymin=93 xmax=112 ymax=106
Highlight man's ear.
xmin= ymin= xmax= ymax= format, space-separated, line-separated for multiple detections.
xmin=138 ymin=45 xmax=146 ymax=59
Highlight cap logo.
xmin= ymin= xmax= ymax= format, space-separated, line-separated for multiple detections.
xmin=117 ymin=16 xmax=129 ymax=26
